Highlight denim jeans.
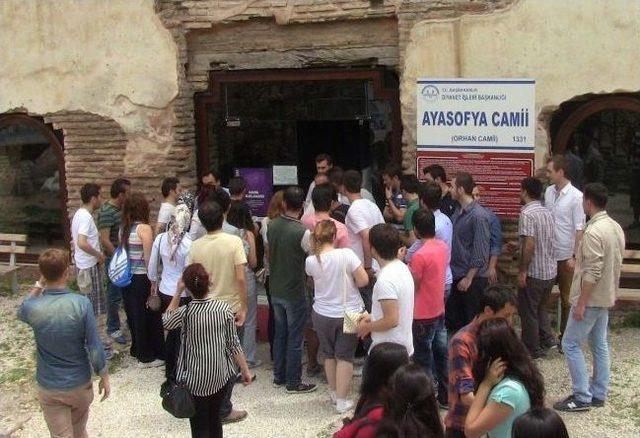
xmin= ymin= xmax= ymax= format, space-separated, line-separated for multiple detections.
xmin=561 ymin=307 xmax=610 ymax=403
xmin=412 ymin=315 xmax=448 ymax=403
xmin=272 ymin=295 xmax=308 ymax=388
xmin=105 ymin=258 xmax=122 ymax=334
xmin=241 ymin=270 xmax=258 ymax=364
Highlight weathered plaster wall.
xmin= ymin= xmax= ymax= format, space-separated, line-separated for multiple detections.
xmin=0 ymin=0 xmax=181 ymax=211
xmin=401 ymin=0 xmax=640 ymax=168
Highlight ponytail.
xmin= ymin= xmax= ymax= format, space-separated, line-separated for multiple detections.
xmin=312 ymin=220 xmax=337 ymax=268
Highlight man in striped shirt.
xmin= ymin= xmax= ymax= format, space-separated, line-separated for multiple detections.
xmin=517 ymin=177 xmax=558 ymax=358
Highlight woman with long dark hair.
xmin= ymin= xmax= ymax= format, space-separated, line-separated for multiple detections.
xmin=465 ymin=318 xmax=545 ymax=438
xmin=163 ymin=263 xmax=253 ymax=437
xmin=227 ymin=201 xmax=259 ymax=368
xmin=334 ymin=342 xmax=410 ymax=438
xmin=121 ymin=192 xmax=165 ymax=367
xmin=375 ymin=363 xmax=444 ymax=438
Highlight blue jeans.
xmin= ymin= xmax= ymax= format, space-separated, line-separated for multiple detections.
xmin=241 ymin=270 xmax=258 ymax=364
xmin=272 ymin=295 xmax=308 ymax=388
xmin=105 ymin=258 xmax=122 ymax=334
xmin=562 ymin=307 xmax=610 ymax=403
xmin=412 ymin=315 xmax=448 ymax=403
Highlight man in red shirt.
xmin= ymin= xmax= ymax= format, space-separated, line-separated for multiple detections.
xmin=444 ymin=285 xmax=518 ymax=438
xmin=409 ymin=209 xmax=449 ymax=407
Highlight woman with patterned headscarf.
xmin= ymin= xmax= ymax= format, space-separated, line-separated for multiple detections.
xmin=148 ymin=202 xmax=194 ymax=381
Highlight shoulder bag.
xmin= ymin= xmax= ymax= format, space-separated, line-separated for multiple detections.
xmin=342 ymin=263 xmax=368 ymax=334
xmin=161 ymin=303 xmax=195 ymax=418
xmin=146 ymin=234 xmax=164 ymax=312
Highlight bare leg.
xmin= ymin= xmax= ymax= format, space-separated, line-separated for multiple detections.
xmin=336 ymin=360 xmax=354 ymax=400
xmin=324 ymin=359 xmax=337 ymax=392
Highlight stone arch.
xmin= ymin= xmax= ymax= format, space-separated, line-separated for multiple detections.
xmin=0 ymin=113 xmax=70 ymax=255
xmin=552 ymin=95 xmax=640 ymax=154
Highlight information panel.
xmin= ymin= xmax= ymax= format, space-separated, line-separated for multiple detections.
xmin=416 ymin=79 xmax=535 ymax=218
xmin=233 ymin=168 xmax=273 ymax=217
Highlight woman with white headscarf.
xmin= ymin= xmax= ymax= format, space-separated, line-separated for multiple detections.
xmin=148 ymin=201 xmax=193 ymax=381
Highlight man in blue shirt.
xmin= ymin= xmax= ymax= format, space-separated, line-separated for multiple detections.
xmin=447 ymin=172 xmax=492 ymax=334
xmin=18 ymin=249 xmax=110 ymax=437
xmin=472 ymin=184 xmax=503 ymax=285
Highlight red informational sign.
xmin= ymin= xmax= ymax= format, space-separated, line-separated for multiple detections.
xmin=416 ymin=151 xmax=534 ymax=218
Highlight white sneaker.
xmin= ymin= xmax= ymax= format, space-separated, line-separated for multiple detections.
xmin=353 ymin=365 xmax=363 ymax=377
xmin=336 ymin=399 xmax=354 ymax=414
xmin=137 ymin=359 xmax=165 ymax=369
xmin=329 ymin=391 xmax=337 ymax=405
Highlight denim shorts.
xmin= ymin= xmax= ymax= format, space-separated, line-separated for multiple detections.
xmin=311 ymin=310 xmax=358 ymax=362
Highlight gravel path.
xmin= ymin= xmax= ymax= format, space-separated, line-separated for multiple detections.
xmin=2 ymin=288 xmax=639 ymax=437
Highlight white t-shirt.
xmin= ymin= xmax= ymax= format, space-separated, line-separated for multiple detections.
xmin=157 ymin=202 xmax=175 ymax=226
xmin=370 ymin=259 xmax=415 ymax=356
xmin=544 ymin=183 xmax=586 ymax=261
xmin=71 ymin=207 xmax=100 ymax=269
xmin=305 ymin=248 xmax=365 ymax=318
xmin=345 ymin=198 xmax=384 ymax=264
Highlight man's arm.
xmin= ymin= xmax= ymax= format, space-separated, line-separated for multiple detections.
xmin=98 ymin=229 xmax=115 ymax=257
xmin=357 ymin=299 xmax=399 ymax=338
xmin=459 ymin=216 xmax=490 ymax=291
xmin=518 ymin=236 xmax=535 ymax=288
xmin=234 ymin=264 xmax=247 ymax=326
xmin=573 ymin=230 xmax=602 ymax=320
xmin=360 ymin=228 xmax=373 ymax=269
xmin=78 ymin=234 xmax=104 ymax=263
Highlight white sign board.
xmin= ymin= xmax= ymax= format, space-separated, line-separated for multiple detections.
xmin=272 ymin=165 xmax=298 ymax=185
xmin=416 ymin=79 xmax=535 ymax=153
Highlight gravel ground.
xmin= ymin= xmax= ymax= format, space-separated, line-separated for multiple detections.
xmin=1 ymin=289 xmax=639 ymax=438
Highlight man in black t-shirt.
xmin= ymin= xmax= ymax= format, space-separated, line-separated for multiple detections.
xmin=423 ymin=164 xmax=459 ymax=218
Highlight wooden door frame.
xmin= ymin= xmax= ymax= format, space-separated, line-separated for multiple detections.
xmin=194 ymin=68 xmax=402 ymax=180
xmin=0 ymin=114 xmax=70 ymax=263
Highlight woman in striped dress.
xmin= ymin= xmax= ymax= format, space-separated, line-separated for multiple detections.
xmin=163 ymin=263 xmax=253 ymax=438
xmin=122 ymin=192 xmax=165 ymax=367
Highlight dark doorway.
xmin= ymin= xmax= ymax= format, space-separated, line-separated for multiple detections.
xmin=296 ymin=120 xmax=371 ymax=192
xmin=195 ymin=68 xmax=401 ymax=202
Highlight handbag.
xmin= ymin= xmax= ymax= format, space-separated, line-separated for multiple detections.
xmin=161 ymin=304 xmax=195 ymax=418
xmin=107 ymin=245 xmax=132 ymax=287
xmin=147 ymin=234 xmax=165 ymax=312
xmin=342 ymin=265 xmax=368 ymax=334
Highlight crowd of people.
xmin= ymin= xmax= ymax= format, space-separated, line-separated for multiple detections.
xmin=17 ymin=152 xmax=625 ymax=438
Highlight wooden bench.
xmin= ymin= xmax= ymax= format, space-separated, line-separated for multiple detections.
xmin=0 ymin=233 xmax=27 ymax=293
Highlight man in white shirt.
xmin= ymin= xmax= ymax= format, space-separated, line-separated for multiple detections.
xmin=71 ymin=183 xmax=111 ymax=358
xmin=357 ymin=223 xmax=414 ymax=355
xmin=344 ymin=170 xmax=384 ymax=311
xmin=545 ymin=155 xmax=586 ymax=345
xmin=156 ymin=177 xmax=181 ymax=235
xmin=305 ymin=153 xmax=334 ymax=208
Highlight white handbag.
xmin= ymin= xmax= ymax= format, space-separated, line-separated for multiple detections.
xmin=342 ymin=265 xmax=368 ymax=334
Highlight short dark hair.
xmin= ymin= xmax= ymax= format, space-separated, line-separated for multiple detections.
xmin=161 ymin=177 xmax=179 ymax=197
xmin=423 ymin=164 xmax=446 ymax=182
xmin=80 ymin=183 xmax=100 ymax=204
xmin=327 ymin=166 xmax=344 ymax=187
xmin=382 ymin=164 xmax=402 ymax=179
xmin=343 ymin=170 xmax=362 ymax=194
xmin=198 ymin=201 xmax=224 ymax=232
xmin=204 ymin=167 xmax=221 ymax=181
xmin=369 ymin=223 xmax=401 ymax=261
xmin=204 ymin=186 xmax=231 ymax=213
xmin=400 ymin=174 xmax=420 ymax=195
xmin=412 ymin=209 xmax=435 ymax=239
xmin=521 ymin=177 xmax=543 ymax=200
xmin=454 ymin=172 xmax=474 ymax=196
xmin=548 ymin=155 xmax=567 ymax=173
xmin=479 ymin=285 xmax=517 ymax=314
xmin=110 ymin=178 xmax=131 ymax=199
xmin=311 ymin=183 xmax=335 ymax=212
xmin=283 ymin=186 xmax=305 ymax=211
xmin=420 ymin=182 xmax=442 ymax=211
xmin=315 ymin=153 xmax=333 ymax=165
xmin=228 ymin=176 xmax=247 ymax=196
xmin=584 ymin=183 xmax=608 ymax=209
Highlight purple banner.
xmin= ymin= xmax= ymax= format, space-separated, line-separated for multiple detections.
xmin=233 ymin=168 xmax=273 ymax=217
